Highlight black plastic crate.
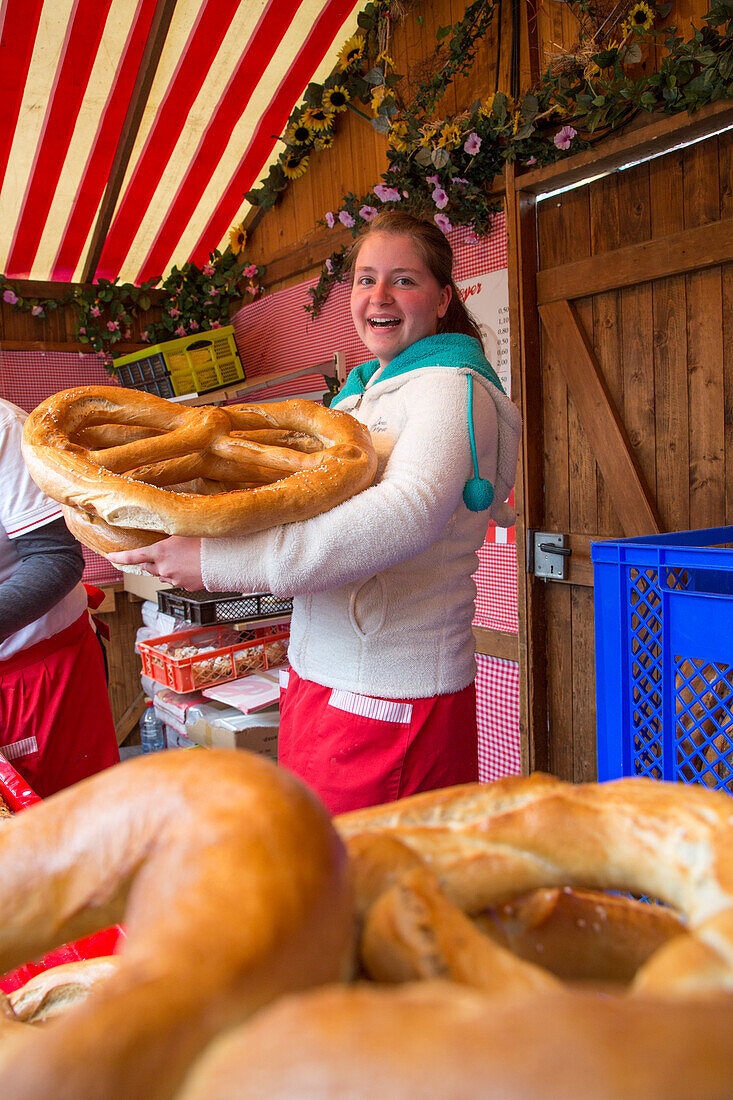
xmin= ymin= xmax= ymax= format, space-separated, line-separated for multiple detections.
xmin=114 ymin=352 xmax=175 ymax=398
xmin=158 ymin=588 xmax=293 ymax=625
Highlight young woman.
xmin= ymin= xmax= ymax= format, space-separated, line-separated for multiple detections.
xmin=110 ymin=212 xmax=521 ymax=814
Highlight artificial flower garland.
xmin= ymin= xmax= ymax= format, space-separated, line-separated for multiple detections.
xmin=298 ymin=0 xmax=733 ymax=317
xmin=0 ymin=240 xmax=264 ymax=363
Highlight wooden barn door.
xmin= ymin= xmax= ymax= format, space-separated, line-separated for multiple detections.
xmin=506 ymin=103 xmax=733 ymax=782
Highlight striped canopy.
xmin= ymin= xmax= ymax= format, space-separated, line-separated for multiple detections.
xmin=0 ymin=0 xmax=361 ymax=286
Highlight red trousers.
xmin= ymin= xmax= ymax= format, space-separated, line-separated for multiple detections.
xmin=0 ymin=612 xmax=119 ymax=798
xmin=278 ymin=668 xmax=478 ymax=815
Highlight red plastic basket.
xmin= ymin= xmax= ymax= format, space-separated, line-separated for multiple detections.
xmin=138 ymin=621 xmax=290 ymax=694
xmin=0 ymin=752 xmax=125 ymax=995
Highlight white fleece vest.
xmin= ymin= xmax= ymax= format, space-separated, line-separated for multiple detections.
xmin=202 ymin=365 xmax=518 ymax=699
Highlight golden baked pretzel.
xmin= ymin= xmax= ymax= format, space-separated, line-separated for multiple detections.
xmin=21 ymin=386 xmax=377 ymax=556
xmin=171 ymin=774 xmax=733 ymax=1099
xmin=335 ymin=773 xmax=733 ymax=996
xmin=0 ymin=749 xmax=352 ymax=1099
xmin=174 ymin=980 xmax=733 ymax=1100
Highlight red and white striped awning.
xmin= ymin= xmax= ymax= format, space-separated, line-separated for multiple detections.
xmin=0 ymin=0 xmax=362 ymax=285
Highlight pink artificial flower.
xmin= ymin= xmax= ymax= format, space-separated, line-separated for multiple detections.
xmin=107 ymin=320 xmax=119 ymax=332
xmin=141 ymin=330 xmax=150 ymax=342
xmin=339 ymin=210 xmax=355 ymax=228
xmin=243 ymin=264 xmax=258 ymax=277
xmin=325 ymin=259 xmax=334 ymax=274
xmin=434 ymin=212 xmax=452 ymax=234
xmin=210 ymin=320 xmax=222 ymax=329
xmin=2 ymin=289 xmax=18 ymax=305
xmin=203 ymin=263 xmax=215 ymax=276
xmin=90 ymin=305 xmax=101 ymax=317
xmin=123 ymin=330 xmax=132 ymax=340
xmin=553 ymin=125 xmax=577 ymax=150
xmin=453 ymin=177 xmax=468 ymax=185
xmin=426 ymin=174 xmax=439 ymax=186
xmin=210 ymin=287 xmax=220 ymax=297
xmin=189 ymin=320 xmax=199 ymax=331
xmin=402 ymin=190 xmax=409 ymax=198
xmin=31 ymin=305 xmax=44 ymax=317
xmin=432 ymin=187 xmax=449 ymax=210
xmin=374 ymin=184 xmax=401 ymax=202
xmin=325 ymin=211 xmax=336 ymax=228
xmin=359 ymin=205 xmax=378 ymax=221
xmin=174 ymin=325 xmax=186 ymax=337
xmin=525 ymin=156 xmax=537 ymax=165
xmin=169 ymin=306 xmax=181 ymax=318
xmin=78 ymin=326 xmax=86 ymax=336
xmin=464 ymin=132 xmax=481 ymax=155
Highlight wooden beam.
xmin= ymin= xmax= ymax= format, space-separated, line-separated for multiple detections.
xmin=81 ymin=0 xmax=178 ymax=283
xmin=515 ymin=100 xmax=733 ymax=197
xmin=1 ymin=339 xmax=149 ymax=354
xmin=538 ymin=217 xmax=733 ymax=304
xmin=505 ymin=166 xmax=548 ymax=775
xmin=473 ymin=625 xmax=519 ymax=661
xmin=539 ymin=299 xmax=662 ymax=537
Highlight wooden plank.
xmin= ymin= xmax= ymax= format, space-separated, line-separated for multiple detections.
xmin=82 ymin=0 xmax=179 ymax=283
xmin=1 ymin=340 xmax=147 ymax=354
xmin=685 ymin=138 xmax=725 ymax=530
xmin=537 ymin=217 xmax=733 ymax=304
xmin=515 ymin=101 xmax=733 ymax=197
xmin=721 ymin=132 xmax=733 ymax=525
xmin=546 ymin=584 xmax=574 ymax=780
xmin=539 ymin=299 xmax=662 ymax=537
xmin=570 ymin=586 xmax=597 ymax=782
xmin=472 ymin=625 xmax=519 ymax=661
xmin=505 ymin=167 xmax=547 ymax=775
xmin=650 ymin=146 xmax=689 ymax=532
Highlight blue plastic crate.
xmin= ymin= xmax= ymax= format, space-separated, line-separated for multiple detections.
xmin=593 ymin=527 xmax=733 ymax=794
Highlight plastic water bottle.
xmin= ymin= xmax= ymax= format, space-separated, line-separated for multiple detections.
xmin=139 ymin=701 xmax=166 ymax=754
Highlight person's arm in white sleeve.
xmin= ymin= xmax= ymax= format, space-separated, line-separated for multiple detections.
xmin=202 ymin=373 xmax=498 ymax=596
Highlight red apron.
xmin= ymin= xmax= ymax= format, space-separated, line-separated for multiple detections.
xmin=278 ymin=668 xmax=478 ymax=815
xmin=0 ymin=611 xmax=119 ymax=798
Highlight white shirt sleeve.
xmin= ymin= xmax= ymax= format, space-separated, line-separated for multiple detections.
xmin=202 ymin=373 xmax=498 ymax=596
xmin=0 ymin=402 xmax=63 ymax=538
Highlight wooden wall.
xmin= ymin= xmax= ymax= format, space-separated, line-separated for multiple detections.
xmin=518 ymin=120 xmax=733 ymax=781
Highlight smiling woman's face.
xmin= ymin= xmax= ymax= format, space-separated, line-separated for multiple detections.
xmin=350 ymin=232 xmax=452 ymax=368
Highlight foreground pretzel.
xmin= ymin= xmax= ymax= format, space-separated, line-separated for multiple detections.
xmin=0 ymin=750 xmax=352 ymax=1099
xmin=21 ymin=386 xmax=377 ymax=556
xmin=175 ymin=980 xmax=733 ymax=1099
xmin=336 ymin=773 xmax=733 ymax=995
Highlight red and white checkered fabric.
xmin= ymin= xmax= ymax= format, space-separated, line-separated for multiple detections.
xmin=475 ymin=652 xmax=521 ymax=783
xmin=473 ymin=542 xmax=518 ymax=634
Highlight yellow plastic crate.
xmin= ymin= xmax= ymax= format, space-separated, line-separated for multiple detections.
xmin=113 ymin=324 xmax=245 ymax=397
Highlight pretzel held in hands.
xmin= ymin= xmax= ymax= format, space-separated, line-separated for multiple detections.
xmin=21 ymin=386 xmax=377 ymax=556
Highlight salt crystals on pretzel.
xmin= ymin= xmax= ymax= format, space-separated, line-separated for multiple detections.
xmin=21 ymin=386 xmax=377 ymax=557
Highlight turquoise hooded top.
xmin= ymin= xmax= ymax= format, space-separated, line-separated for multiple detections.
xmin=331 ymin=333 xmax=506 ymax=512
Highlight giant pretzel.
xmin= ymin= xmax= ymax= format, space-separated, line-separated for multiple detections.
xmin=21 ymin=386 xmax=377 ymax=556
xmin=0 ymin=749 xmax=352 ymax=1099
xmin=176 ymin=772 xmax=733 ymax=1097
xmin=5 ymin=768 xmax=733 ymax=1097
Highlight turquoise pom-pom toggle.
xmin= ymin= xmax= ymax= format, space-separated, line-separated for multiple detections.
xmin=463 ymin=476 xmax=494 ymax=512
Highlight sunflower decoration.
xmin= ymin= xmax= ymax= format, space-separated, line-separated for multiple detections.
xmin=315 ymin=130 xmax=336 ymax=150
xmin=370 ymin=84 xmax=388 ymax=113
xmin=323 ymin=85 xmax=350 ymax=112
xmin=478 ymin=94 xmax=496 ymax=119
xmin=281 ymin=151 xmax=309 ymax=179
xmin=337 ymin=33 xmax=365 ymax=72
xmin=288 ymin=118 xmax=314 ymax=146
xmin=387 ymin=119 xmax=411 ymax=153
xmin=302 ymin=105 xmax=335 ymax=132
xmin=228 ymin=223 xmax=247 ymax=255
xmin=417 ymin=121 xmax=440 ymax=147
xmin=436 ymin=122 xmax=463 ymax=149
xmin=622 ymin=1 xmax=655 ymax=36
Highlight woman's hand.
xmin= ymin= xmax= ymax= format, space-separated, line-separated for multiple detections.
xmin=108 ymin=537 xmax=204 ymax=591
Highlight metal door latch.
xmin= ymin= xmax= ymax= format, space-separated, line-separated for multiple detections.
xmin=527 ymin=531 xmax=571 ymax=580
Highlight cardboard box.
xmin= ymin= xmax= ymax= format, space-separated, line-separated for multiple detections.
xmin=185 ymin=702 xmax=279 ymax=758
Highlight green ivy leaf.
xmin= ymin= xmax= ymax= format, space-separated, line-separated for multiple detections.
xmin=371 ymin=115 xmax=390 ymax=133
